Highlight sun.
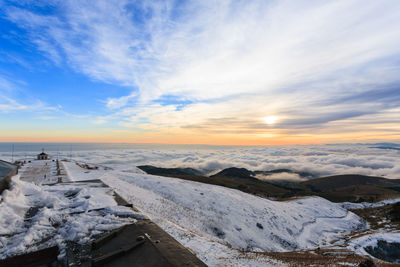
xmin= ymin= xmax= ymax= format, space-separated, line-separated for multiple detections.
xmin=263 ymin=116 xmax=279 ymax=125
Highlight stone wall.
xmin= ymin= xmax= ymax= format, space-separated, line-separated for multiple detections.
xmin=0 ymin=164 xmax=18 ymax=194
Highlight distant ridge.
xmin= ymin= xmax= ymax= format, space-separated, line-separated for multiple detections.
xmin=210 ymin=167 xmax=256 ymax=180
xmin=298 ymin=174 xmax=400 ymax=202
xmin=301 ymin=174 xmax=400 ymax=191
xmin=137 ymin=165 xmax=400 ymax=203
xmin=210 ymin=167 xmax=315 ymax=180
xmin=254 ymin=169 xmax=315 ymax=179
xmin=138 ymin=165 xmax=203 ymax=176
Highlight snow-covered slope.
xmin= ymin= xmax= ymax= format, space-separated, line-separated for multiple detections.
xmin=340 ymin=198 xmax=400 ymax=210
xmin=347 ymin=232 xmax=400 ymax=263
xmin=62 ymin=161 xmax=366 ymax=265
xmin=101 ymin=172 xmax=365 ymax=251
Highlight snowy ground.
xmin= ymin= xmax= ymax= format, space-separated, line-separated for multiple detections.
xmin=62 ymin=161 xmax=368 ymax=266
xmin=340 ymin=198 xmax=400 ymax=210
xmin=0 ymin=160 xmax=141 ymax=261
xmin=19 ymin=159 xmax=59 ymax=184
xmin=3 ymin=159 xmax=398 ymax=265
xmin=347 ymin=232 xmax=400 ymax=263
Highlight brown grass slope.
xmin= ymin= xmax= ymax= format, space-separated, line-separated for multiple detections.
xmin=298 ymin=174 xmax=400 ymax=202
xmin=301 ymin=174 xmax=400 ymax=191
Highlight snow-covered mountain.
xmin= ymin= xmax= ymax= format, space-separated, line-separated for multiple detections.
xmin=63 ymin=161 xmax=367 ymax=265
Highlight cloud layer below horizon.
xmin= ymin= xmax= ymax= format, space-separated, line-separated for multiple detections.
xmin=3 ymin=144 xmax=400 ymax=180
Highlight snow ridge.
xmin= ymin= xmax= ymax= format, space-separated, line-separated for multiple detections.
xmin=62 ymin=161 xmax=368 ymax=266
xmin=100 ymin=171 xmax=366 ymax=252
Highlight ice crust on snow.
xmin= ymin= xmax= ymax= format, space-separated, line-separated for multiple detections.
xmin=347 ymin=232 xmax=400 ymax=259
xmin=0 ymin=175 xmax=136 ymax=260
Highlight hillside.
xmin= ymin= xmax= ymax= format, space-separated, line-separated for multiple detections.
xmin=210 ymin=167 xmax=256 ymax=179
xmin=138 ymin=165 xmax=203 ymax=176
xmin=300 ymin=174 xmax=400 ymax=191
xmin=138 ymin=166 xmax=291 ymax=198
xmin=299 ymin=175 xmax=400 ymax=202
xmin=58 ymin=161 xmax=371 ymax=266
xmin=211 ymin=167 xmax=314 ymax=180
xmin=138 ymin=166 xmax=400 ymax=203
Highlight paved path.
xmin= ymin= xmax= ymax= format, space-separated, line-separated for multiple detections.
xmin=19 ymin=160 xmax=66 ymax=185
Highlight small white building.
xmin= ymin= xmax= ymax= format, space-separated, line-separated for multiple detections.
xmin=37 ymin=150 xmax=49 ymax=160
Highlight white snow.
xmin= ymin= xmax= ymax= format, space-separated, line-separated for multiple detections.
xmin=0 ymin=174 xmax=136 ymax=260
xmin=340 ymin=198 xmax=400 ymax=210
xmin=336 ymin=263 xmax=358 ymax=267
xmin=347 ymin=232 xmax=400 ymax=259
xmin=62 ymin=160 xmax=108 ymax=181
xmin=104 ymin=171 xmax=366 ymax=251
xmin=10 ymin=159 xmax=400 ymax=266
xmin=60 ymin=161 xmax=367 ymax=266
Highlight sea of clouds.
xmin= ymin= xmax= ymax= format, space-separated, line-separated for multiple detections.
xmin=3 ymin=144 xmax=399 ymax=181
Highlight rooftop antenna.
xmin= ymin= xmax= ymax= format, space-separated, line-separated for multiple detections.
xmin=11 ymin=144 xmax=14 ymax=163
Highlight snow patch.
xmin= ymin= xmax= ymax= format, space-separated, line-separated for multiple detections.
xmin=340 ymin=198 xmax=400 ymax=210
xmin=347 ymin=232 xmax=400 ymax=262
xmin=0 ymin=175 xmax=134 ymax=260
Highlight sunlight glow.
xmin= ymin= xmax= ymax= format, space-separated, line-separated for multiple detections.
xmin=263 ymin=116 xmax=279 ymax=125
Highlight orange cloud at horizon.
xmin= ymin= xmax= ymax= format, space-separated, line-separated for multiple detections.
xmin=1 ymin=125 xmax=399 ymax=145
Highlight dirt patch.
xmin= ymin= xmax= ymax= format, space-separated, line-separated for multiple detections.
xmin=351 ymin=203 xmax=400 ymax=231
xmin=259 ymin=249 xmax=398 ymax=267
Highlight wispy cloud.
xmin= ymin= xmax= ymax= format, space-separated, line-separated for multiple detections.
xmin=0 ymin=74 xmax=48 ymax=113
xmin=3 ymin=0 xmax=400 ymax=141
xmin=0 ymin=74 xmax=60 ymax=115
xmin=105 ymin=92 xmax=137 ymax=110
xmin=0 ymin=95 xmax=27 ymax=112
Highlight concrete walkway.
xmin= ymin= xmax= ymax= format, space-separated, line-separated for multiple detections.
xmin=19 ymin=159 xmax=67 ymax=185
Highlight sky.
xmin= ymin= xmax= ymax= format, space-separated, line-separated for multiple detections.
xmin=0 ymin=0 xmax=399 ymax=145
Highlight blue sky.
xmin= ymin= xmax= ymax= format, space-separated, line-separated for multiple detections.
xmin=0 ymin=0 xmax=400 ymax=144
xmin=0 ymin=3 xmax=130 ymax=113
